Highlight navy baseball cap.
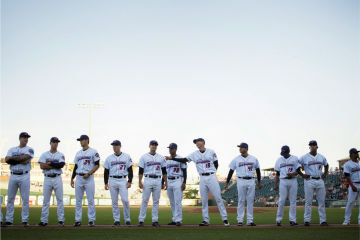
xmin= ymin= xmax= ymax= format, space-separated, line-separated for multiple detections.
xmin=50 ymin=137 xmax=60 ymax=143
xmin=349 ymin=148 xmax=360 ymax=155
xmin=167 ymin=143 xmax=178 ymax=149
xmin=309 ymin=140 xmax=317 ymax=146
xmin=77 ymin=135 xmax=89 ymax=141
xmin=111 ymin=140 xmax=121 ymax=146
xmin=237 ymin=142 xmax=248 ymax=148
xmin=19 ymin=132 xmax=31 ymax=138
xmin=281 ymin=145 xmax=290 ymax=156
xmin=149 ymin=140 xmax=158 ymax=146
xmin=193 ymin=138 xmax=205 ymax=144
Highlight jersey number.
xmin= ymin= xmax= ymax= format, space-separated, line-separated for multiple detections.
xmin=84 ymin=160 xmax=91 ymax=165
xmin=205 ymin=163 xmax=210 ymax=168
xmin=119 ymin=165 xmax=126 ymax=170
xmin=156 ymin=166 xmax=160 ymax=171
xmin=288 ymin=168 xmax=293 ymax=172
xmin=248 ymin=166 xmax=253 ymax=171
xmin=173 ymin=168 xmax=180 ymax=173
xmin=318 ymin=165 xmax=322 ymax=170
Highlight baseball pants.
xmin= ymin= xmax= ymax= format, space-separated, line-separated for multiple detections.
xmin=6 ymin=173 xmax=30 ymax=223
xmin=167 ymin=178 xmax=183 ymax=223
xmin=237 ymin=178 xmax=255 ymax=223
xmin=138 ymin=177 xmax=161 ymax=222
xmin=40 ymin=175 xmax=65 ymax=223
xmin=75 ymin=175 xmax=96 ymax=222
xmin=276 ymin=178 xmax=298 ymax=223
xmin=109 ymin=177 xmax=130 ymax=223
xmin=304 ymin=179 xmax=326 ymax=223
xmin=344 ymin=182 xmax=360 ymax=223
xmin=200 ymin=174 xmax=228 ymax=223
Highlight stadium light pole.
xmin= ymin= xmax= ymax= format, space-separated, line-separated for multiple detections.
xmin=78 ymin=103 xmax=104 ymax=143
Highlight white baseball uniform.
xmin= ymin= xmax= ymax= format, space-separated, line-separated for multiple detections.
xmin=166 ymin=155 xmax=187 ymax=223
xmin=138 ymin=153 xmax=166 ymax=222
xmin=343 ymin=160 xmax=360 ymax=223
xmin=228 ymin=154 xmax=260 ymax=223
xmin=300 ymin=153 xmax=328 ymax=223
xmin=6 ymin=146 xmax=34 ymax=223
xmin=104 ymin=152 xmax=133 ymax=223
xmin=187 ymin=149 xmax=227 ymax=223
xmin=274 ymin=155 xmax=300 ymax=223
xmin=73 ymin=148 xmax=100 ymax=222
xmin=38 ymin=151 xmax=65 ymax=223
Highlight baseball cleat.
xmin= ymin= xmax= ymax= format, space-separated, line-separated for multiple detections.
xmin=342 ymin=221 xmax=350 ymax=226
xmin=138 ymin=222 xmax=144 ymax=227
xmin=247 ymin=222 xmax=256 ymax=226
xmin=36 ymin=222 xmax=48 ymax=227
xmin=126 ymin=222 xmax=132 ymax=227
xmin=112 ymin=221 xmax=120 ymax=227
xmin=22 ymin=222 xmax=29 ymax=227
xmin=223 ymin=220 xmax=230 ymax=226
xmin=176 ymin=222 xmax=181 ymax=226
xmin=0 ymin=222 xmax=2 ymax=227
xmin=199 ymin=221 xmax=210 ymax=226
xmin=276 ymin=222 xmax=281 ymax=226
xmin=88 ymin=222 xmax=95 ymax=227
xmin=3 ymin=222 xmax=13 ymax=227
xmin=290 ymin=221 xmax=299 ymax=227
xmin=320 ymin=222 xmax=329 ymax=226
xmin=152 ymin=222 xmax=161 ymax=227
xmin=167 ymin=221 xmax=176 ymax=225
xmin=237 ymin=222 xmax=243 ymax=226
xmin=74 ymin=222 xmax=81 ymax=227
xmin=59 ymin=221 xmax=65 ymax=226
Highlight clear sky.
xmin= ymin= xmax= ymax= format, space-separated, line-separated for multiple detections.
xmin=1 ymin=0 xmax=359 ymax=178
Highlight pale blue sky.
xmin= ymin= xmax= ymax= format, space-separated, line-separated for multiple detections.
xmin=1 ymin=0 xmax=359 ymax=177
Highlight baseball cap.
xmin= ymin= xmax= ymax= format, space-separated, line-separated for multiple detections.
xmin=193 ymin=138 xmax=205 ymax=144
xmin=309 ymin=140 xmax=317 ymax=146
xmin=167 ymin=143 xmax=178 ymax=149
xmin=111 ymin=140 xmax=121 ymax=146
xmin=349 ymin=148 xmax=360 ymax=155
xmin=19 ymin=132 xmax=31 ymax=138
xmin=50 ymin=137 xmax=60 ymax=143
xmin=237 ymin=142 xmax=248 ymax=148
xmin=280 ymin=145 xmax=290 ymax=156
xmin=77 ymin=135 xmax=89 ymax=141
xmin=149 ymin=140 xmax=158 ymax=146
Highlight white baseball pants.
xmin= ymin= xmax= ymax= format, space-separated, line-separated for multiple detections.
xmin=304 ymin=179 xmax=326 ymax=223
xmin=276 ymin=178 xmax=297 ymax=222
xmin=6 ymin=173 xmax=30 ymax=223
xmin=344 ymin=182 xmax=360 ymax=223
xmin=109 ymin=177 xmax=130 ymax=223
xmin=40 ymin=175 xmax=65 ymax=223
xmin=138 ymin=177 xmax=161 ymax=222
xmin=237 ymin=178 xmax=255 ymax=223
xmin=200 ymin=174 xmax=228 ymax=223
xmin=167 ymin=178 xmax=183 ymax=222
xmin=75 ymin=175 xmax=96 ymax=222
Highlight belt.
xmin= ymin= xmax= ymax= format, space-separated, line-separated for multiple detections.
xmin=45 ymin=174 xmax=61 ymax=178
xmin=238 ymin=177 xmax=254 ymax=180
xmin=11 ymin=171 xmax=28 ymax=175
xmin=145 ymin=175 xmax=161 ymax=178
xmin=201 ymin=172 xmax=214 ymax=176
xmin=284 ymin=177 xmax=293 ymax=179
xmin=311 ymin=177 xmax=320 ymax=180
xmin=110 ymin=176 xmax=127 ymax=179
xmin=354 ymin=182 xmax=360 ymax=184
xmin=168 ymin=176 xmax=180 ymax=180
xmin=78 ymin=173 xmax=86 ymax=176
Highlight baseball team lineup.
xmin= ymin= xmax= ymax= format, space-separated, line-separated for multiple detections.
xmin=2 ymin=132 xmax=360 ymax=228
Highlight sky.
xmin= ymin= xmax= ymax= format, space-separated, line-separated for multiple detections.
xmin=1 ymin=0 xmax=359 ymax=179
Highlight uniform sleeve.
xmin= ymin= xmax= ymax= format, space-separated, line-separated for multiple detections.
xmin=161 ymin=158 xmax=166 ymax=168
xmin=93 ymin=150 xmax=101 ymax=162
xmin=186 ymin=152 xmax=194 ymax=162
xmin=103 ymin=157 xmax=110 ymax=169
xmin=60 ymin=154 xmax=66 ymax=163
xmin=73 ymin=153 xmax=78 ymax=164
xmin=38 ymin=153 xmax=46 ymax=163
xmin=228 ymin=159 xmax=236 ymax=170
xmin=294 ymin=157 xmax=300 ymax=169
xmin=323 ymin=156 xmax=328 ymax=166
xmin=181 ymin=162 xmax=188 ymax=169
xmin=343 ymin=163 xmax=350 ymax=174
xmin=255 ymin=158 xmax=260 ymax=169
xmin=212 ymin=150 xmax=218 ymax=161
xmin=127 ymin=155 xmax=134 ymax=168
xmin=27 ymin=148 xmax=34 ymax=158
xmin=299 ymin=155 xmax=304 ymax=165
xmin=274 ymin=159 xmax=280 ymax=171
xmin=138 ymin=156 xmax=145 ymax=168
xmin=6 ymin=148 xmax=13 ymax=157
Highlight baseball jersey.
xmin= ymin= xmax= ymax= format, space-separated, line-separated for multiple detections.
xmin=187 ymin=148 xmax=218 ymax=174
xmin=6 ymin=146 xmax=34 ymax=172
xmin=166 ymin=155 xmax=187 ymax=178
xmin=73 ymin=147 xmax=100 ymax=174
xmin=343 ymin=160 xmax=360 ymax=182
xmin=103 ymin=152 xmax=133 ymax=176
xmin=274 ymin=155 xmax=300 ymax=179
xmin=138 ymin=153 xmax=166 ymax=176
xmin=228 ymin=154 xmax=260 ymax=178
xmin=38 ymin=151 xmax=65 ymax=174
xmin=299 ymin=153 xmax=328 ymax=178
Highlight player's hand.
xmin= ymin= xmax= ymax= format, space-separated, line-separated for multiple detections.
xmin=164 ymin=156 xmax=172 ymax=161
xmin=105 ymin=184 xmax=109 ymax=190
xmin=257 ymin=182 xmax=262 ymax=190
xmin=181 ymin=183 xmax=186 ymax=191
xmin=71 ymin=179 xmax=75 ymax=188
xmin=352 ymin=186 xmax=357 ymax=192
xmin=162 ymin=184 xmax=166 ymax=190
xmin=321 ymin=173 xmax=327 ymax=180
xmin=224 ymin=183 xmax=228 ymax=191
xmin=46 ymin=162 xmax=51 ymax=165
xmin=286 ymin=172 xmax=294 ymax=177
xmin=127 ymin=182 xmax=131 ymax=189
xmin=302 ymin=174 xmax=310 ymax=180
xmin=139 ymin=182 xmax=143 ymax=189
xmin=83 ymin=173 xmax=90 ymax=179
xmin=275 ymin=185 xmax=279 ymax=191
xmin=22 ymin=159 xmax=30 ymax=164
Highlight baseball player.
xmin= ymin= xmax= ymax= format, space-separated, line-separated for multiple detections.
xmin=138 ymin=140 xmax=167 ymax=227
xmin=71 ymin=135 xmax=100 ymax=227
xmin=165 ymin=138 xmax=229 ymax=226
xmin=4 ymin=132 xmax=34 ymax=227
xmin=36 ymin=137 xmax=66 ymax=227
xmin=274 ymin=145 xmax=300 ymax=227
xmin=343 ymin=148 xmax=360 ymax=225
xmin=103 ymin=140 xmax=133 ymax=227
xmin=297 ymin=140 xmax=329 ymax=226
xmin=164 ymin=143 xmax=187 ymax=226
xmin=224 ymin=142 xmax=262 ymax=226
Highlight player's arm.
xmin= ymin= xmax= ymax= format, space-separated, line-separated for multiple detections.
xmin=6 ymin=154 xmax=32 ymax=162
xmin=224 ymin=169 xmax=234 ymax=190
xmin=6 ymin=159 xmax=21 ymax=165
xmin=344 ymin=172 xmax=357 ymax=192
xmin=104 ymin=167 xmax=110 ymax=190
xmin=83 ymin=160 xmax=100 ymax=179
xmin=161 ymin=167 xmax=167 ymax=189
xmin=127 ymin=166 xmax=133 ymax=183
xmin=297 ymin=167 xmax=310 ymax=179
xmin=322 ymin=164 xmax=329 ymax=179
xmin=164 ymin=156 xmax=188 ymax=163
xmin=50 ymin=162 xmax=65 ymax=169
xmin=40 ymin=162 xmax=55 ymax=170
xmin=138 ymin=167 xmax=144 ymax=189
xmin=256 ymin=168 xmax=262 ymax=190
xmin=181 ymin=168 xmax=187 ymax=191
xmin=214 ymin=160 xmax=218 ymax=170
xmin=274 ymin=171 xmax=280 ymax=191
xmin=70 ymin=164 xmax=78 ymax=188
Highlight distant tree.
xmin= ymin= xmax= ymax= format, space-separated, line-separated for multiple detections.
xmin=183 ymin=189 xmax=199 ymax=199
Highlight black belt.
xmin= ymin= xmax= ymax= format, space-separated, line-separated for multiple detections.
xmin=78 ymin=173 xmax=86 ymax=176
xmin=311 ymin=177 xmax=320 ymax=180
xmin=110 ymin=176 xmax=127 ymax=179
xmin=145 ymin=175 xmax=161 ymax=178
xmin=238 ymin=177 xmax=254 ymax=179
xmin=355 ymin=182 xmax=360 ymax=184
xmin=168 ymin=176 xmax=180 ymax=180
xmin=45 ymin=174 xmax=61 ymax=178
xmin=11 ymin=171 xmax=28 ymax=175
xmin=284 ymin=177 xmax=293 ymax=179
xmin=201 ymin=172 xmax=214 ymax=176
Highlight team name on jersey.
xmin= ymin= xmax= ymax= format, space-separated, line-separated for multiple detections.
xmin=351 ymin=168 xmax=360 ymax=173
xmin=147 ymin=162 xmax=161 ymax=166
xmin=12 ymin=153 xmax=25 ymax=157
xmin=46 ymin=159 xmax=59 ymax=163
xmin=280 ymin=163 xmax=294 ymax=168
xmin=167 ymin=164 xmax=179 ymax=169
xmin=239 ymin=162 xmax=253 ymax=167
xmin=111 ymin=161 xmax=126 ymax=166
xmin=197 ymin=160 xmax=210 ymax=164
xmin=308 ymin=161 xmax=322 ymax=166
xmin=77 ymin=156 xmax=91 ymax=161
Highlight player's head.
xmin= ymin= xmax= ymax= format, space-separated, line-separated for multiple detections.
xmin=237 ymin=142 xmax=248 ymax=154
xmin=280 ymin=145 xmax=290 ymax=157
xmin=167 ymin=143 xmax=177 ymax=155
xmin=19 ymin=132 xmax=31 ymax=146
xmin=349 ymin=148 xmax=360 ymax=159
xmin=193 ymin=138 xmax=205 ymax=149
xmin=149 ymin=140 xmax=158 ymax=152
xmin=77 ymin=135 xmax=89 ymax=147
xmin=111 ymin=140 xmax=121 ymax=153
xmin=50 ymin=137 xmax=60 ymax=149
xmin=308 ymin=140 xmax=318 ymax=152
